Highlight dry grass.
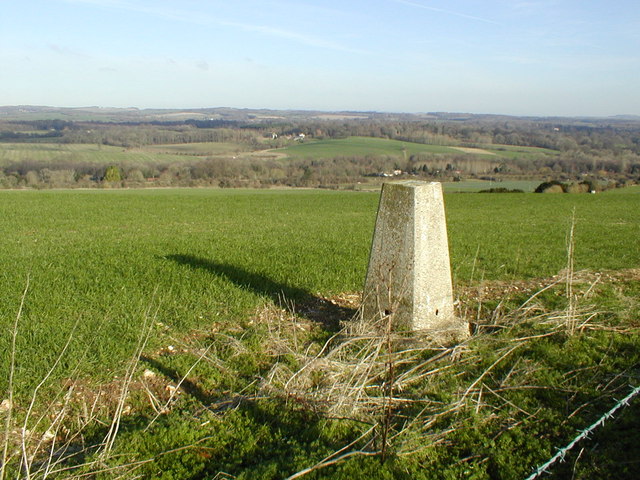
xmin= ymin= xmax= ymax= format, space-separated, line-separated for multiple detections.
xmin=253 ymin=263 xmax=636 ymax=478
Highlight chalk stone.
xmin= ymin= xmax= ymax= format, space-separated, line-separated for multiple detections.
xmin=362 ymin=181 xmax=468 ymax=342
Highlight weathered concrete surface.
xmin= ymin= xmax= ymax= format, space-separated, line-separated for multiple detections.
xmin=362 ymin=181 xmax=468 ymax=342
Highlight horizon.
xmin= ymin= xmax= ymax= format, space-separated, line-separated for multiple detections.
xmin=3 ymin=104 xmax=639 ymax=120
xmin=2 ymin=0 xmax=639 ymax=117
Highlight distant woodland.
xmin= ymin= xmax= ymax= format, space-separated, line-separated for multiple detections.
xmin=1 ymin=107 xmax=639 ymax=189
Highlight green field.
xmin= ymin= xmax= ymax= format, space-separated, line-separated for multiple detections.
xmin=1 ymin=187 xmax=638 ymax=478
xmin=483 ymin=143 xmax=560 ymax=158
xmin=0 ymin=142 xmax=184 ymax=166
xmin=277 ymin=136 xmax=458 ymax=158
xmin=0 ymin=142 xmax=257 ymax=168
xmin=142 ymin=141 xmax=252 ymax=155
xmin=2 ymin=187 xmax=637 ymax=385
xmin=274 ymin=136 xmax=557 ymax=160
xmin=359 ymin=180 xmax=543 ymax=193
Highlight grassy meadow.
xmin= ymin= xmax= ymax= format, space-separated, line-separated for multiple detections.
xmin=0 ymin=143 xmax=186 ymax=167
xmin=277 ymin=136 xmax=457 ymax=158
xmin=140 ymin=142 xmax=253 ymax=156
xmin=1 ymin=186 xmax=639 ymax=479
xmin=0 ymin=142 xmax=253 ymax=169
xmin=272 ymin=136 xmax=557 ymax=160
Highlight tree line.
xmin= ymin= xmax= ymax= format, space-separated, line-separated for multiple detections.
xmin=1 ymin=116 xmax=639 ymax=189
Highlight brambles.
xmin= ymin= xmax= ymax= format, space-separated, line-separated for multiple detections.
xmin=535 ymin=179 xmax=603 ymax=194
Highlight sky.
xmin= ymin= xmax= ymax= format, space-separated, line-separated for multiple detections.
xmin=1 ymin=0 xmax=639 ymax=116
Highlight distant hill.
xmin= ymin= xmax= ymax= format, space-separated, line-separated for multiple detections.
xmin=609 ymin=114 xmax=640 ymax=121
xmin=0 ymin=105 xmax=410 ymax=123
xmin=1 ymin=105 xmax=639 ymax=126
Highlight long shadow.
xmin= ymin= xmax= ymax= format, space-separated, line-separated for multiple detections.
xmin=165 ymin=254 xmax=357 ymax=330
xmin=140 ymin=354 xmax=213 ymax=404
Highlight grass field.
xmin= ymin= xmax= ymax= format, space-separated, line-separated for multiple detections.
xmin=355 ymin=179 xmax=544 ymax=193
xmin=483 ymin=143 xmax=559 ymax=158
xmin=274 ymin=136 xmax=557 ymax=160
xmin=0 ymin=143 xmax=189 ymax=166
xmin=1 ymin=186 xmax=638 ymax=478
xmin=2 ymin=187 xmax=637 ymax=387
xmin=0 ymin=142 xmax=257 ymax=169
xmin=140 ymin=142 xmax=252 ymax=156
xmin=276 ymin=136 xmax=458 ymax=159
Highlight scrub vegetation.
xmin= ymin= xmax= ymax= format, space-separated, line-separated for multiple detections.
xmin=1 ymin=187 xmax=638 ymax=479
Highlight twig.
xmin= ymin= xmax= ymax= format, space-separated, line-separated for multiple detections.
xmin=20 ymin=316 xmax=81 ymax=478
xmin=481 ymin=382 xmax=533 ymax=417
xmin=144 ymin=343 xmax=214 ymax=431
xmin=458 ymin=343 xmax=523 ymax=405
xmin=1 ymin=275 xmax=30 ymax=480
xmin=285 ymin=426 xmax=378 ymax=480
xmin=518 ymin=279 xmax=563 ymax=310
xmin=565 ymin=208 xmax=577 ymax=334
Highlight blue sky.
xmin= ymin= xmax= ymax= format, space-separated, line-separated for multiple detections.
xmin=1 ymin=0 xmax=639 ymax=116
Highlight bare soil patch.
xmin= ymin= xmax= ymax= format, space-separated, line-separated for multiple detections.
xmin=246 ymin=149 xmax=288 ymax=160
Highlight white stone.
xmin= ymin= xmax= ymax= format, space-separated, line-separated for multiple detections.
xmin=0 ymin=398 xmax=12 ymax=412
xmin=362 ymin=181 xmax=468 ymax=342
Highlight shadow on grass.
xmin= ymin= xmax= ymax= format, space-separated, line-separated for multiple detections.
xmin=140 ymin=354 xmax=213 ymax=405
xmin=165 ymin=254 xmax=356 ymax=330
xmin=80 ymin=397 xmax=358 ymax=479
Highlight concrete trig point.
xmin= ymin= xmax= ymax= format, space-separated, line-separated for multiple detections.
xmin=362 ymin=181 xmax=468 ymax=342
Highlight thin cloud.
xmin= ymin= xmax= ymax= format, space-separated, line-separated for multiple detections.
xmin=63 ymin=0 xmax=132 ymax=9
xmin=389 ymin=0 xmax=502 ymax=25
xmin=48 ymin=43 xmax=90 ymax=58
xmin=62 ymin=0 xmax=368 ymax=54
xmin=223 ymin=21 xmax=367 ymax=54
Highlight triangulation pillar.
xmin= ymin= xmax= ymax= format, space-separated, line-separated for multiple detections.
xmin=362 ymin=181 xmax=468 ymax=342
